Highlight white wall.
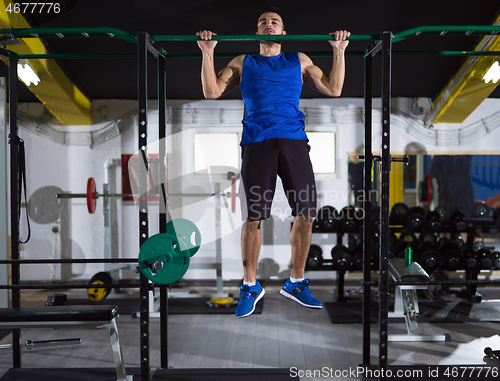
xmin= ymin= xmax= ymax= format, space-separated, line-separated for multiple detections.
xmin=16 ymin=97 xmax=500 ymax=282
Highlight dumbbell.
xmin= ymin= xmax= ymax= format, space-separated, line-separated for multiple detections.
xmin=416 ymin=242 xmax=441 ymax=273
xmin=395 ymin=232 xmax=417 ymax=257
xmin=476 ymin=248 xmax=496 ymax=270
xmin=317 ymin=206 xmax=339 ymax=232
xmin=348 ymin=232 xmax=362 ymax=249
xmin=390 ymin=203 xmax=408 ymax=225
xmin=339 ymin=206 xmax=362 ymax=232
xmin=331 ymin=244 xmax=352 ymax=271
xmin=306 ymin=244 xmax=324 ymax=270
xmin=426 ymin=210 xmax=444 ymax=232
xmin=492 ymin=251 xmax=500 ymax=269
xmin=450 ymin=210 xmax=467 ymax=231
xmin=350 ymin=246 xmax=364 ymax=271
xmin=417 ymin=231 xmax=438 ymax=246
xmin=462 ymin=248 xmax=478 ymax=270
xmin=471 ymin=201 xmax=491 ymax=218
xmin=434 ymin=205 xmax=447 ymax=220
xmin=403 ymin=206 xmax=426 ymax=232
xmin=438 ymin=238 xmax=464 ymax=270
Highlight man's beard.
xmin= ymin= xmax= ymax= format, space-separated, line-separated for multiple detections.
xmin=259 ymin=39 xmax=282 ymax=45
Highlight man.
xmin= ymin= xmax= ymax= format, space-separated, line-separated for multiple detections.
xmin=430 ymin=155 xmax=475 ymax=228
xmin=197 ymin=7 xmax=350 ymax=318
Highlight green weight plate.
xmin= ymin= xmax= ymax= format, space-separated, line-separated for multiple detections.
xmin=167 ymin=218 xmax=202 ymax=257
xmin=138 ymin=233 xmax=190 ymax=285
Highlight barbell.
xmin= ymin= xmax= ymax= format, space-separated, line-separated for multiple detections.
xmin=56 ymin=177 xmax=238 ymax=214
xmin=55 ymin=177 xmax=134 ymax=214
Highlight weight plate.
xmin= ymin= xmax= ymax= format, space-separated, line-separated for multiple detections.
xmin=210 ymin=296 xmax=234 ymax=305
xmin=422 ymin=272 xmax=449 ymax=300
xmin=87 ymin=271 xmax=113 ymax=302
xmin=28 ymin=186 xmax=63 ymax=224
xmin=86 ymin=177 xmax=97 ymax=214
xmin=88 ymin=280 xmax=108 ymax=302
xmin=206 ymin=297 xmax=237 ymax=308
xmin=167 ymin=218 xmax=202 ymax=257
xmin=138 ymin=233 xmax=190 ymax=285
xmin=418 ymin=174 xmax=433 ymax=205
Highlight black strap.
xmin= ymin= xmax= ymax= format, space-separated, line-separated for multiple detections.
xmin=9 ymin=134 xmax=31 ymax=244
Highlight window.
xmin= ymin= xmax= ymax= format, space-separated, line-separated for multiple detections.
xmin=308 ymin=132 xmax=336 ymax=174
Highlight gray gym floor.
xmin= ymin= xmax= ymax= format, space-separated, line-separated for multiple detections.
xmin=1 ymin=286 xmax=500 ymax=381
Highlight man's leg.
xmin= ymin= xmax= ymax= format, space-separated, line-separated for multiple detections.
xmin=277 ymin=139 xmax=322 ymax=309
xmin=237 ymin=140 xmax=277 ymax=318
xmin=236 ymin=218 xmax=266 ymax=318
xmin=241 ymin=218 xmax=262 ymax=282
xmin=290 ymin=215 xmax=315 ymax=279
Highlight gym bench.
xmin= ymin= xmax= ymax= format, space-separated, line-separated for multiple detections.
xmin=388 ymin=258 xmax=450 ymax=342
xmin=0 ymin=305 xmax=132 ymax=381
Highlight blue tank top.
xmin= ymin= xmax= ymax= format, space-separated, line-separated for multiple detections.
xmin=240 ymin=52 xmax=307 ymax=145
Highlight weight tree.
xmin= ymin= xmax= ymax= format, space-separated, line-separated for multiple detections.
xmin=3 ymin=26 xmax=500 ymax=381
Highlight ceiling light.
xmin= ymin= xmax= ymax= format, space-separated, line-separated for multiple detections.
xmin=483 ymin=60 xmax=500 ymax=84
xmin=17 ymin=60 xmax=40 ymax=86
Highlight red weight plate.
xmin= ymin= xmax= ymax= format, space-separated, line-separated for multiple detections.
xmin=86 ymin=177 xmax=97 ymax=214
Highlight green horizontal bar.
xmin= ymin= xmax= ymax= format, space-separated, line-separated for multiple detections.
xmin=393 ymin=50 xmax=500 ymax=56
xmin=151 ymin=34 xmax=377 ymax=42
xmin=14 ymin=50 xmax=500 ymax=60
xmin=18 ymin=53 xmax=139 ymax=59
xmin=1 ymin=26 xmax=499 ymax=46
xmin=168 ymin=50 xmax=499 ymax=58
xmin=0 ymin=27 xmax=137 ymax=44
xmin=393 ymin=25 xmax=500 ymax=43
xmin=166 ymin=51 xmax=367 ymax=58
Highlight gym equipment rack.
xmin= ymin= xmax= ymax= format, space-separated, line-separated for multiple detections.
xmin=3 ymin=25 xmax=500 ymax=381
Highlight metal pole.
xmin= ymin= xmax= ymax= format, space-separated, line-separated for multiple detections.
xmin=378 ymin=31 xmax=393 ymax=381
xmin=8 ymin=52 xmax=21 ymax=369
xmin=362 ymin=44 xmax=374 ymax=366
xmin=137 ymin=31 xmax=150 ymax=381
xmin=0 ymin=77 xmax=8 ymax=310
xmin=158 ymin=52 xmax=169 ymax=369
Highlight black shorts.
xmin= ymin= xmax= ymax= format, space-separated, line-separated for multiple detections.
xmin=240 ymin=138 xmax=317 ymax=220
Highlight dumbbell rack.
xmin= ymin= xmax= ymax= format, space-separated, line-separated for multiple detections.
xmin=308 ymin=210 xmax=500 ymax=303
xmin=308 ymin=224 xmax=358 ymax=303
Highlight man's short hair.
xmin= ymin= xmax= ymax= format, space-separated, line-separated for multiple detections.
xmin=259 ymin=6 xmax=282 ymax=19
xmin=257 ymin=6 xmax=285 ymax=32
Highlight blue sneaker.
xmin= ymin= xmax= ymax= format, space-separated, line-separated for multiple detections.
xmin=235 ymin=281 xmax=265 ymax=318
xmin=280 ymin=278 xmax=322 ymax=309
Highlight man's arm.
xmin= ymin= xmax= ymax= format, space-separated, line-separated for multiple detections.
xmin=197 ymin=30 xmax=243 ymax=99
xmin=300 ymin=30 xmax=350 ymax=97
